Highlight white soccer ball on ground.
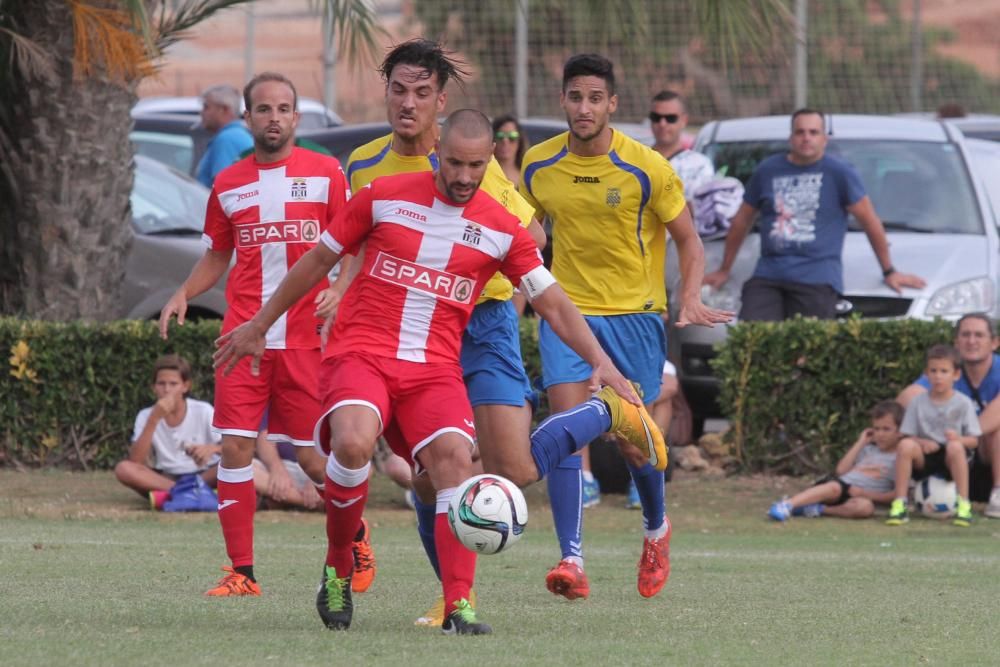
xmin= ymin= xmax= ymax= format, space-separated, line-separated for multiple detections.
xmin=912 ymin=475 xmax=957 ymax=518
xmin=448 ymin=474 xmax=528 ymax=555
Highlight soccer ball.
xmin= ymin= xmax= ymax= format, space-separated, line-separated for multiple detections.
xmin=912 ymin=475 xmax=957 ymax=518
xmin=448 ymin=474 xmax=528 ymax=555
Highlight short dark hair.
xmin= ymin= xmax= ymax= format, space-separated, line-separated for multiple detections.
xmin=955 ymin=312 xmax=996 ymax=337
xmin=791 ymin=107 xmax=824 ymax=130
xmin=927 ymin=343 xmax=961 ymax=369
xmin=243 ymin=72 xmax=298 ymax=112
xmin=651 ymin=90 xmax=683 ymax=106
xmin=491 ymin=113 xmax=528 ymax=168
xmin=870 ymin=400 xmax=904 ymax=427
xmin=380 ymin=38 xmax=468 ymax=91
xmin=441 ymin=109 xmax=492 ymax=144
xmin=153 ymin=354 xmax=192 ymax=384
xmin=562 ymin=53 xmax=615 ymax=94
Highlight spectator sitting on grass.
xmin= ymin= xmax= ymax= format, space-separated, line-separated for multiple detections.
xmin=768 ymin=400 xmax=904 ymax=521
xmin=114 ymin=354 xmax=220 ymax=510
xmin=887 ymin=344 xmax=981 ymax=527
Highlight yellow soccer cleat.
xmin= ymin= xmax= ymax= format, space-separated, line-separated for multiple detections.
xmin=596 ymin=383 xmax=668 ymax=471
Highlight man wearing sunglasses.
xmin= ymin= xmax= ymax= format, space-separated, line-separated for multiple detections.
xmin=649 ymin=91 xmax=714 ymax=201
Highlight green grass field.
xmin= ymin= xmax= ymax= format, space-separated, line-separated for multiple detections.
xmin=2 ymin=470 xmax=999 ymax=666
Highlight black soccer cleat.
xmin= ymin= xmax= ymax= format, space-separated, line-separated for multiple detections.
xmin=316 ymin=565 xmax=353 ymax=630
xmin=441 ymin=598 xmax=492 ymax=636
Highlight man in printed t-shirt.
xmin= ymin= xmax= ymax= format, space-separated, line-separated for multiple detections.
xmin=703 ymin=108 xmax=925 ymax=321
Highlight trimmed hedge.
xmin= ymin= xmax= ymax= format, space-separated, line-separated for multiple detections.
xmin=712 ymin=316 xmax=954 ymax=475
xmin=2 ymin=318 xmax=220 ymax=469
xmin=2 ymin=315 xmax=957 ymax=474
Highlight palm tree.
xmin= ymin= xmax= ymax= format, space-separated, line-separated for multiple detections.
xmin=0 ymin=0 xmax=382 ymax=320
xmin=0 ymin=0 xmax=782 ymax=320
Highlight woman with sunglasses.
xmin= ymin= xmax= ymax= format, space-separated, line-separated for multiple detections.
xmin=492 ymin=114 xmax=529 ymax=187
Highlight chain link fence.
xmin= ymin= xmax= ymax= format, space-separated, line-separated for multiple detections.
xmin=145 ymin=0 xmax=1000 ymax=124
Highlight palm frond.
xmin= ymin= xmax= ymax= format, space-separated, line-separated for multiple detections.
xmin=0 ymin=27 xmax=56 ymax=83
xmin=69 ymin=0 xmax=155 ymax=82
xmin=153 ymin=0 xmax=254 ymax=51
xmin=314 ymin=0 xmax=388 ymax=68
xmin=692 ymin=0 xmax=794 ymax=70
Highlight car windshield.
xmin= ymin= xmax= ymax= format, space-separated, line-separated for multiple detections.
xmin=131 ymin=158 xmax=208 ymax=235
xmin=705 ymin=139 xmax=982 ymax=234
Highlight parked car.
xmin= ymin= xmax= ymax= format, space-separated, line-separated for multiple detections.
xmin=133 ymin=95 xmax=343 ymax=129
xmin=124 ymin=155 xmax=227 ymax=320
xmin=666 ymin=114 xmax=999 ymax=427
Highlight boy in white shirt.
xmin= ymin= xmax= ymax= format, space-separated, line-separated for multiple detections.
xmin=114 ymin=354 xmax=221 ymax=509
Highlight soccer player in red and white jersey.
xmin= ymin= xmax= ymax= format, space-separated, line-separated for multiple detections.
xmin=159 ymin=72 xmax=356 ymax=597
xmin=215 ymin=110 xmax=659 ymax=635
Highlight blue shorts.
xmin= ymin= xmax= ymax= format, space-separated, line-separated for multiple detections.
xmin=460 ymin=299 xmax=533 ymax=408
xmin=539 ymin=312 xmax=666 ymax=401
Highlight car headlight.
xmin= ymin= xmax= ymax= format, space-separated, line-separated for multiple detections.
xmin=925 ymin=277 xmax=994 ymax=317
xmin=701 ymin=284 xmax=741 ymax=313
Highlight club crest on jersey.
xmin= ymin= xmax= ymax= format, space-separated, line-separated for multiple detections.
xmin=371 ymin=251 xmax=475 ymax=304
xmin=606 ymin=187 xmax=622 ymax=208
xmin=290 ymin=178 xmax=308 ymax=200
xmin=462 ymin=222 xmax=482 ymax=246
xmin=236 ymin=219 xmax=320 ymax=247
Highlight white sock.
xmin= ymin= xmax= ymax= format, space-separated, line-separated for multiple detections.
xmin=645 ymin=518 xmax=669 ymax=541
xmin=582 ymin=471 xmax=595 ymax=483
xmin=564 ymin=556 xmax=584 ymax=569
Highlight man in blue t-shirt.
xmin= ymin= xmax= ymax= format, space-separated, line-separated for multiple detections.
xmin=704 ymin=108 xmax=924 ymax=321
xmin=898 ymin=312 xmax=1000 ymax=515
xmin=195 ymin=84 xmax=253 ymax=188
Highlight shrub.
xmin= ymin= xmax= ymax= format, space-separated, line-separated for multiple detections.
xmin=2 ymin=318 xmax=220 ymax=469
xmin=712 ymin=316 xmax=954 ymax=474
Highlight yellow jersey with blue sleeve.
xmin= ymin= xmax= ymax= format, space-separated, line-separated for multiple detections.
xmin=519 ymin=129 xmax=685 ymax=316
xmin=346 ymin=134 xmax=534 ymax=303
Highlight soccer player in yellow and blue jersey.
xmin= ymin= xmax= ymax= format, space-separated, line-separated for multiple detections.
xmin=336 ymin=40 xmax=662 ymax=629
xmin=520 ymin=53 xmax=732 ymax=600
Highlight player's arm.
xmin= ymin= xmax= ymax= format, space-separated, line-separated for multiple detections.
xmin=979 ymin=394 xmax=1000 ymax=436
xmin=526 ymin=218 xmax=546 ymax=250
xmin=702 ymin=202 xmax=755 ymax=289
xmin=128 ymin=413 xmax=161 ymax=465
xmin=159 ymin=248 xmax=232 ymax=339
xmin=214 ymin=241 xmax=342 ymax=374
xmin=849 ymin=196 xmax=925 ymax=293
xmin=667 ymin=205 xmax=734 ymax=328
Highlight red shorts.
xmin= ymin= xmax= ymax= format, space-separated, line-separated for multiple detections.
xmin=314 ymin=353 xmax=476 ymax=471
xmin=213 ymin=348 xmax=321 ymax=446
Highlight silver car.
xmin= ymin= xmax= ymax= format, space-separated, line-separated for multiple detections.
xmin=124 ymin=155 xmax=227 ymax=319
xmin=666 ymin=115 xmax=999 ymax=425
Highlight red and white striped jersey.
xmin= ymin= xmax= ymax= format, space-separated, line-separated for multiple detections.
xmin=321 ymin=171 xmax=543 ymax=364
xmin=203 ymin=147 xmax=350 ymax=349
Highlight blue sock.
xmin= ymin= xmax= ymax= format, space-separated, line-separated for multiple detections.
xmin=627 ymin=462 xmax=666 ymax=531
xmin=547 ymin=456 xmax=584 ymax=560
xmin=412 ymin=494 xmax=441 ymax=580
xmin=530 ymin=398 xmax=611 ymax=479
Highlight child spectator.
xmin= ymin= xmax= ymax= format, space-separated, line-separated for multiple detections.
xmin=114 ymin=354 xmax=220 ymax=510
xmin=887 ymin=344 xmax=981 ymax=527
xmin=768 ymin=400 xmax=903 ymax=521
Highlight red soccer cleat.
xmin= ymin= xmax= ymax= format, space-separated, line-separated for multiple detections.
xmin=545 ymin=560 xmax=590 ymax=600
xmin=637 ymin=520 xmax=672 ymax=598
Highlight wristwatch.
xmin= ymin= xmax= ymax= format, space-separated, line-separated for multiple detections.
xmin=882 ymin=266 xmax=896 ymax=278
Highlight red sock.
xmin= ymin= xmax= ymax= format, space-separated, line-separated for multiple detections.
xmin=435 ymin=512 xmax=476 ymax=617
xmin=325 ymin=475 xmax=369 ymax=578
xmin=217 ymin=476 xmax=256 ymax=568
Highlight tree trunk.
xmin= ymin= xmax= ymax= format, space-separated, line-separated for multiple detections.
xmin=1 ymin=0 xmax=137 ymax=321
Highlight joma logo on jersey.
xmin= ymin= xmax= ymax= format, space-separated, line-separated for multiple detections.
xmin=395 ymin=207 xmax=428 ymax=223
xmin=237 ymin=190 xmax=259 ymax=202
xmin=462 ymin=223 xmax=482 ymax=246
xmin=236 ymin=220 xmax=320 ymax=247
xmin=290 ymin=178 xmax=308 ymax=200
xmin=371 ymin=252 xmax=475 ymax=304
xmin=574 ymin=176 xmax=601 ymax=184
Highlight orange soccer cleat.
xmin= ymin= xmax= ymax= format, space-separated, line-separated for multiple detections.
xmin=350 ymin=518 xmax=377 ymax=593
xmin=204 ymin=566 xmax=261 ymax=597
xmin=545 ymin=560 xmax=590 ymax=600
xmin=637 ymin=520 xmax=672 ymax=598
